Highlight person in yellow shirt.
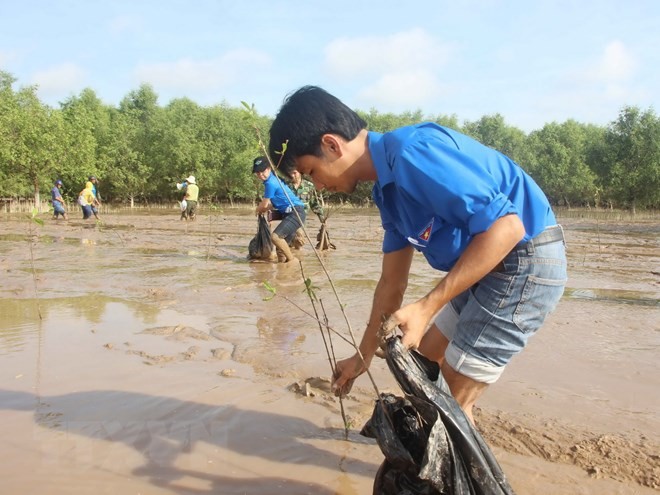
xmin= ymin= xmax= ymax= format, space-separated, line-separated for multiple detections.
xmin=182 ymin=175 xmax=199 ymax=221
xmin=78 ymin=181 xmax=99 ymax=220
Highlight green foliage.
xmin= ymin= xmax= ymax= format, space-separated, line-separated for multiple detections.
xmin=0 ymin=70 xmax=657 ymax=210
xmin=0 ymin=75 xmax=66 ymax=203
xmin=359 ymin=108 xmax=425 ymax=133
xmin=58 ymin=88 xmax=102 ymax=196
xmin=462 ymin=113 xmax=528 ymax=164
xmin=262 ymin=281 xmax=276 ymax=301
xmin=27 ymin=207 xmax=45 ymax=226
xmin=600 ymin=106 xmax=660 ymax=210
xmin=526 ymin=120 xmax=599 ymax=207
xmin=303 ymin=277 xmax=319 ymax=302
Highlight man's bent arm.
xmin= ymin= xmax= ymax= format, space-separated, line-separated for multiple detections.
xmin=256 ymin=198 xmax=272 ymax=214
xmin=331 ymin=244 xmax=415 ymax=396
xmin=397 ymin=214 xmax=525 ymax=348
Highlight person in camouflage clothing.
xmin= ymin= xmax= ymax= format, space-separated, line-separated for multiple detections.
xmin=288 ymin=170 xmax=325 ymax=221
xmin=288 ymin=170 xmax=335 ymax=250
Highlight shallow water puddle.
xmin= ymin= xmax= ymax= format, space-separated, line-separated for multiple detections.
xmin=564 ymin=287 xmax=659 ymax=306
xmin=0 ymin=296 xmax=210 ymax=356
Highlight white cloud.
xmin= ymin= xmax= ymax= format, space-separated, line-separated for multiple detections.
xmin=594 ymin=40 xmax=637 ymax=81
xmin=134 ymin=49 xmax=272 ymax=92
xmin=533 ymin=39 xmax=645 ymax=127
xmin=31 ymin=63 xmax=87 ymax=94
xmin=569 ymin=40 xmax=638 ymax=100
xmin=108 ymin=15 xmax=142 ymax=36
xmin=358 ymin=70 xmax=443 ymax=109
xmin=323 ymin=28 xmax=454 ymax=110
xmin=324 ymin=28 xmax=452 ymax=78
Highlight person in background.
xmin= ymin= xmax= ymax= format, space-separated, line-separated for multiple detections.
xmin=288 ymin=169 xmax=325 ymax=222
xmin=88 ymin=176 xmax=101 ymax=220
xmin=176 ymin=179 xmax=188 ymax=220
xmin=252 ymin=156 xmax=306 ymax=263
xmin=51 ymin=179 xmax=68 ymax=221
xmin=177 ymin=179 xmax=188 ymax=220
xmin=182 ymin=175 xmax=199 ymax=221
xmin=78 ymin=181 xmax=97 ymax=220
xmin=287 ymin=169 xmax=326 ymax=249
xmin=268 ymin=85 xmax=567 ymax=423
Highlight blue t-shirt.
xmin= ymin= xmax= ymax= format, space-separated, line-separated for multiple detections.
xmin=263 ymin=172 xmax=304 ymax=214
xmin=51 ymin=186 xmax=62 ymax=204
xmin=369 ymin=123 xmax=556 ymax=271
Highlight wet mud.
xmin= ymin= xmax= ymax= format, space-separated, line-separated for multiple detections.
xmin=0 ymin=207 xmax=658 ymax=494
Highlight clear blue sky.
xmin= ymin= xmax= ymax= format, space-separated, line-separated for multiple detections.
xmin=1 ymin=0 xmax=658 ymax=132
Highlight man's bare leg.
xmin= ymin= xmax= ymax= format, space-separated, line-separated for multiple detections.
xmin=441 ymin=361 xmax=488 ymax=424
xmin=418 ymin=323 xmax=488 ymax=424
xmin=418 ymin=323 xmax=449 ymax=364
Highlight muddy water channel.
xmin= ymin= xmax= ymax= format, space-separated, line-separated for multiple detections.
xmin=0 ymin=208 xmax=658 ymax=494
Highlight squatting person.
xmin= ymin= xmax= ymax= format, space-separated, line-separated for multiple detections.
xmin=253 ymin=156 xmax=306 ymax=264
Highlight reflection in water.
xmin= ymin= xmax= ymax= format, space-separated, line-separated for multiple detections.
xmin=0 ymin=288 xmax=382 ymax=494
xmin=1 ymin=209 xmax=658 ymax=493
xmin=0 ymin=233 xmax=99 ymax=246
xmin=564 ymin=288 xmax=659 ymax=307
xmin=0 ymin=296 xmax=199 ymax=353
xmin=256 ymin=316 xmax=306 ymax=354
xmin=0 ymin=233 xmax=29 ymax=242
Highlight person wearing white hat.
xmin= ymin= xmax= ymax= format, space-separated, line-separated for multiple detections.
xmin=182 ymin=175 xmax=199 ymax=220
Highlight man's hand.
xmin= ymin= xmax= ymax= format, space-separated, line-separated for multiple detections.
xmin=256 ymin=198 xmax=272 ymax=215
xmin=331 ymin=353 xmax=370 ymax=397
xmin=388 ymin=299 xmax=438 ymax=350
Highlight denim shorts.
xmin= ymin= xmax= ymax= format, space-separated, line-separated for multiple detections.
xmin=274 ymin=205 xmax=306 ymax=244
xmin=434 ymin=225 xmax=567 ymax=384
xmin=53 ymin=202 xmax=66 ymax=216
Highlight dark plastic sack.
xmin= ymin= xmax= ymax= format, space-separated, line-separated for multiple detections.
xmin=248 ymin=214 xmax=273 ymax=260
xmin=361 ymin=337 xmax=516 ymax=495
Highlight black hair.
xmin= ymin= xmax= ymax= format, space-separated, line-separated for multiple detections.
xmin=268 ymin=86 xmax=367 ymax=175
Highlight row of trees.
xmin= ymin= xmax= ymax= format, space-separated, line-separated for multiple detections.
xmin=1 ymin=70 xmax=658 ymax=211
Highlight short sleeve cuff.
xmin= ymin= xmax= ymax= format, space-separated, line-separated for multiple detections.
xmin=467 ymin=193 xmax=518 ymax=235
xmin=383 ymin=229 xmax=409 ymax=253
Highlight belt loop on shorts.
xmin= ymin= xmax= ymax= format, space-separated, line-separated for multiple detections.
xmin=518 ymin=225 xmax=565 ymax=252
xmin=526 ymin=241 xmax=535 ymax=255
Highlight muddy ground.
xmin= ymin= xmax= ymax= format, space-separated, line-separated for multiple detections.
xmin=0 ymin=206 xmax=658 ymax=494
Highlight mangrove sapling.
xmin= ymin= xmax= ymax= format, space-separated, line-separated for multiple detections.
xmin=26 ymin=207 xmax=44 ymax=320
xmin=243 ymin=101 xmax=386 ymax=433
xmin=300 ymin=265 xmax=351 ymax=437
xmin=206 ymin=204 xmax=222 ymax=261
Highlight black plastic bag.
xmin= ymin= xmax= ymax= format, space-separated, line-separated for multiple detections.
xmin=361 ymin=337 xmax=516 ymax=495
xmin=248 ymin=214 xmax=274 ymax=260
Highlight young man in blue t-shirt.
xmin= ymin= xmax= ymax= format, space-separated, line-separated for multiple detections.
xmin=253 ymin=156 xmax=306 ymax=263
xmin=268 ymin=86 xmax=567 ymax=423
xmin=88 ymin=176 xmax=101 ymax=219
xmin=51 ymin=179 xmax=68 ymax=220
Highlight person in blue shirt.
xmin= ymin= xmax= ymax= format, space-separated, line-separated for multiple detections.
xmin=88 ymin=176 xmax=101 ymax=220
xmin=253 ymin=156 xmax=306 ymax=263
xmin=268 ymin=86 xmax=567 ymax=423
xmin=51 ymin=179 xmax=68 ymax=220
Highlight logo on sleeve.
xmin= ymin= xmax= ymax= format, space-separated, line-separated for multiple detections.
xmin=407 ymin=219 xmax=434 ymax=248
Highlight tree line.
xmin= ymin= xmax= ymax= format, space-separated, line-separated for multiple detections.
xmin=1 ymin=70 xmax=658 ymax=211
